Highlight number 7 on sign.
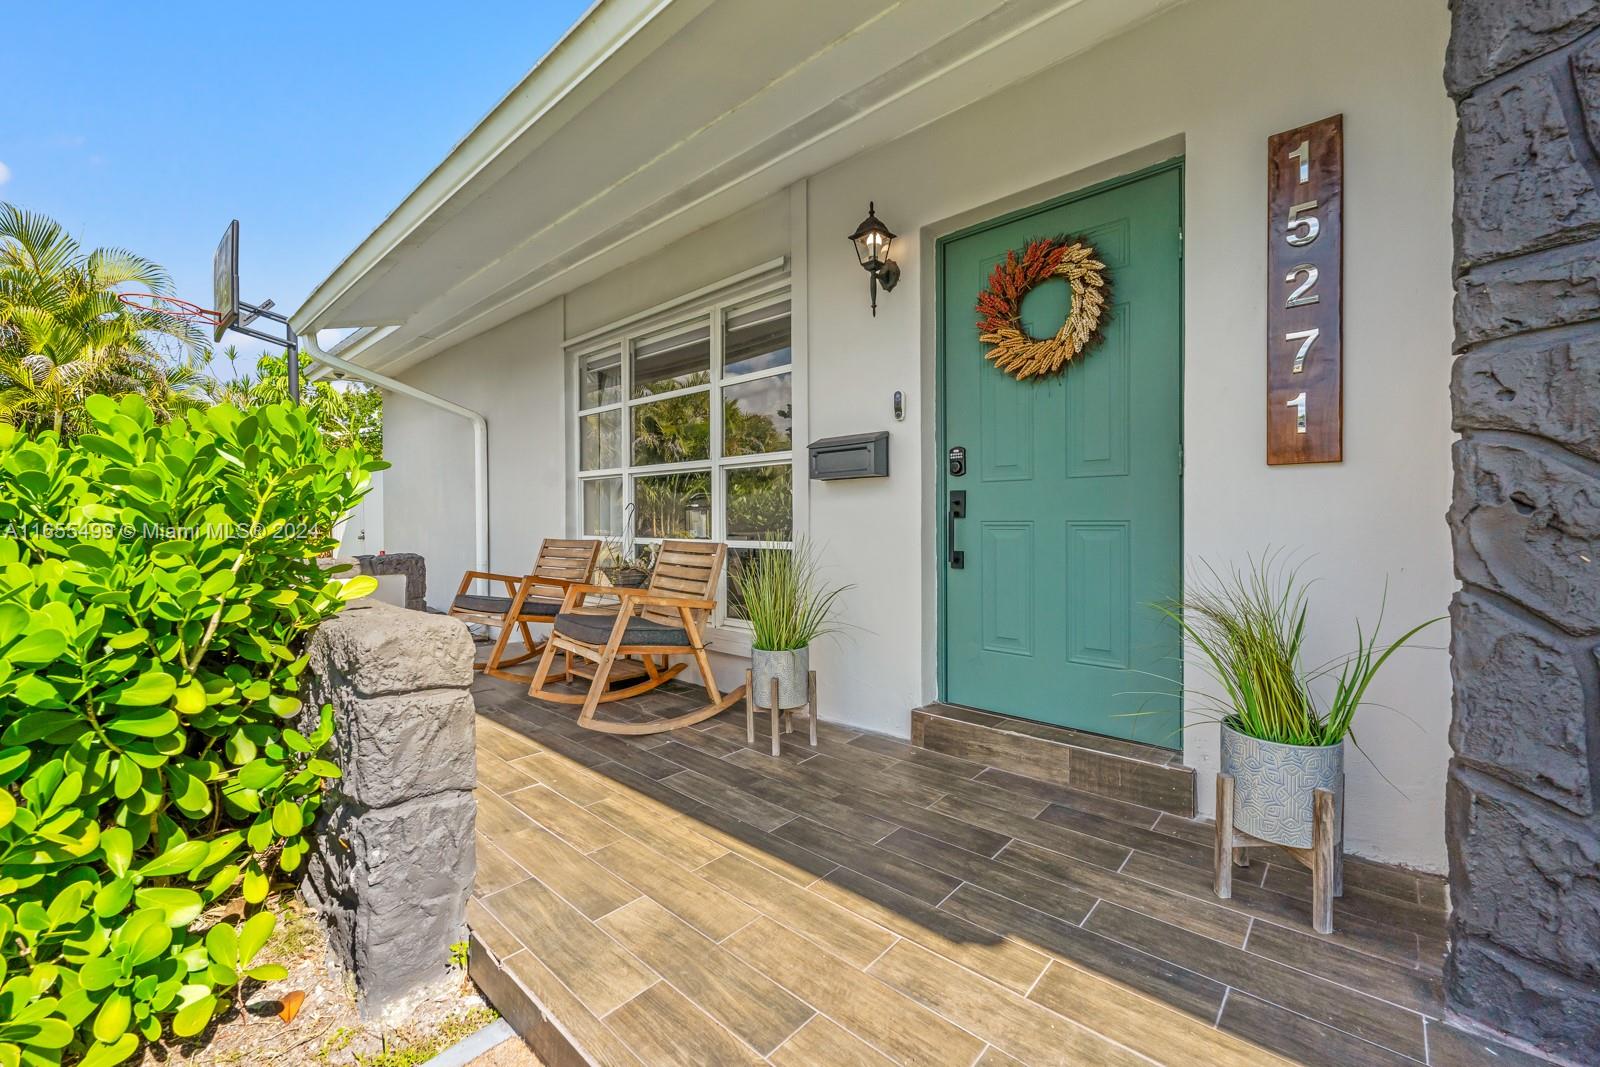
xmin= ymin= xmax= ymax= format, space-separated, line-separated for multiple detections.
xmin=1285 ymin=328 xmax=1319 ymax=373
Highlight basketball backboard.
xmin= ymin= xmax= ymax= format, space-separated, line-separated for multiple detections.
xmin=212 ymin=220 xmax=240 ymax=343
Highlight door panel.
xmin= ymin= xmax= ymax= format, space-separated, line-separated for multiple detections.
xmin=980 ymin=522 xmax=1035 ymax=656
xmin=941 ymin=166 xmax=1182 ymax=745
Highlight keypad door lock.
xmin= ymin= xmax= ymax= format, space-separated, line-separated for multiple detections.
xmin=948 ymin=446 xmax=967 ymax=478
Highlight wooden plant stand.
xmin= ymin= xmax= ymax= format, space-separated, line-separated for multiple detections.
xmin=745 ymin=669 xmax=818 ymax=757
xmin=1215 ymin=773 xmax=1343 ymax=934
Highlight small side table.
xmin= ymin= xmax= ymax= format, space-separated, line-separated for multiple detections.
xmin=745 ymin=669 xmax=818 ymax=757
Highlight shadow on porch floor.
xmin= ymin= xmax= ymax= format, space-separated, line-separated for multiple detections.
xmin=464 ymin=673 xmax=1543 ymax=1067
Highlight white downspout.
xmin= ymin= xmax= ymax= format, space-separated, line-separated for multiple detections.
xmin=299 ymin=331 xmax=489 ymax=576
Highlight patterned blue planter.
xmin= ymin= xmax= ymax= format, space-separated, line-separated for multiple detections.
xmin=1220 ymin=722 xmax=1344 ymax=850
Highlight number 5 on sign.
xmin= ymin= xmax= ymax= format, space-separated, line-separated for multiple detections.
xmin=1267 ymin=115 xmax=1342 ymax=465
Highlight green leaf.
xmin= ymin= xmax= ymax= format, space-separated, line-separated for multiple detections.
xmin=171 ymin=993 xmax=216 ymax=1038
xmin=245 ymin=817 xmax=274 ymax=853
xmin=338 ymin=575 xmax=379 ymax=601
xmin=100 ymin=827 xmax=133 ymax=877
xmin=0 ymin=792 xmax=13 ymax=831
xmin=104 ymin=706 xmax=178 ymax=737
xmin=306 ymin=758 xmax=342 ymax=779
xmin=78 ymin=957 xmax=121 ymax=992
xmin=244 ymin=963 xmax=287 ymax=982
xmin=112 ymin=756 xmax=142 ymax=799
xmin=204 ymin=923 xmax=238 ymax=970
xmin=14 ymin=1018 xmax=72 ymax=1049
xmin=106 ymin=629 xmax=148 ymax=651
xmin=5 ymin=627 xmax=66 ymax=665
xmin=236 ymin=759 xmax=281 ymax=791
xmin=78 ymin=1034 xmax=139 ymax=1067
xmin=200 ymin=570 xmax=235 ymax=597
xmin=270 ymin=799 xmax=303 ymax=838
xmin=133 ymin=887 xmax=203 ymax=928
xmin=237 ymin=911 xmax=275 ymax=967
xmin=9 ymin=675 xmax=57 ymax=706
xmin=224 ymin=729 xmax=256 ymax=765
xmin=93 ymin=877 xmax=134 ymax=919
xmin=242 ymin=867 xmax=269 ymax=905
xmin=112 ymin=671 xmax=179 ymax=707
xmin=173 ymin=681 xmax=206 ymax=715
xmin=91 ymin=992 xmax=131 ymax=1044
xmin=163 ymin=764 xmax=211 ymax=820
xmin=0 ymin=746 xmax=29 ymax=785
xmin=138 ymin=839 xmax=208 ymax=877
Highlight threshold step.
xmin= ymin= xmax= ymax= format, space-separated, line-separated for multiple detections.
xmin=911 ymin=703 xmax=1195 ymax=817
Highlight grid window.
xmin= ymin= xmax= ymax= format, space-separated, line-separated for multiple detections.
xmin=573 ymin=289 xmax=795 ymax=630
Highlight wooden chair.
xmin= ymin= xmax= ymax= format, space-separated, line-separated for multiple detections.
xmin=527 ymin=540 xmax=746 ymax=734
xmin=449 ymin=539 xmax=601 ymax=681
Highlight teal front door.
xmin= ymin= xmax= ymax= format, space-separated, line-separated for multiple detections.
xmin=940 ymin=164 xmax=1183 ymax=745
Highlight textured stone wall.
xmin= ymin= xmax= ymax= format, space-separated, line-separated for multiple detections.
xmin=351 ymin=552 xmax=428 ymax=612
xmin=302 ymin=600 xmax=476 ymax=1015
xmin=1446 ymin=3 xmax=1600 ymax=1059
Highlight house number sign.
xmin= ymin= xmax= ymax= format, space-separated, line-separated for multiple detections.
xmin=1267 ymin=114 xmax=1343 ymax=464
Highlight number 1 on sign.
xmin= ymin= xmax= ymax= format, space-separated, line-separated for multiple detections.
xmin=1288 ymin=139 xmax=1310 ymax=183
xmin=1286 ymin=391 xmax=1307 ymax=433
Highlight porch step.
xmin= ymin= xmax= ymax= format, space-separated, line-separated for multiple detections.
xmin=911 ymin=703 xmax=1196 ymax=817
xmin=468 ymin=932 xmax=595 ymax=1067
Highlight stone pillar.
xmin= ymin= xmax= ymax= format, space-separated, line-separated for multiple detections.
xmin=302 ymin=600 xmax=477 ymax=1014
xmin=1446 ymin=4 xmax=1600 ymax=1060
xmin=352 ymin=552 xmax=429 ymax=612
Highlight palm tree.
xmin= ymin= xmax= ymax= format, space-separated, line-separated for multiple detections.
xmin=0 ymin=203 xmax=209 ymax=435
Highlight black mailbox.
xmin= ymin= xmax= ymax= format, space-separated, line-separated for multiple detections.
xmin=808 ymin=431 xmax=890 ymax=480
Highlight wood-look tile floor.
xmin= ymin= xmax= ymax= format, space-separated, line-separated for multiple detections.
xmin=466 ymin=674 xmax=1547 ymax=1067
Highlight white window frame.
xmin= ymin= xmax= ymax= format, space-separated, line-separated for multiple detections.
xmin=571 ymin=279 xmax=796 ymax=636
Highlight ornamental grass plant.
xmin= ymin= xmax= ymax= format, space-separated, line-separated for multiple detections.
xmin=1159 ymin=554 xmax=1440 ymax=747
xmin=730 ymin=538 xmax=850 ymax=653
xmin=0 ymin=394 xmax=381 ymax=1066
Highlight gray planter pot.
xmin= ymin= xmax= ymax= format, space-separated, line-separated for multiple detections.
xmin=751 ymin=646 xmax=809 ymax=710
xmin=1219 ymin=722 xmax=1344 ymax=850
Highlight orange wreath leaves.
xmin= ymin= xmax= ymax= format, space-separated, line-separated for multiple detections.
xmin=976 ymin=236 xmax=1108 ymax=379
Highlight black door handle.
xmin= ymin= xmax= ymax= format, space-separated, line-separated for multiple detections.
xmin=948 ymin=490 xmax=966 ymax=569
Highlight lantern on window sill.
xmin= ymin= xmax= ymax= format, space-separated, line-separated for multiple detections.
xmin=848 ymin=202 xmax=900 ymax=316
xmin=685 ymin=495 xmax=711 ymax=540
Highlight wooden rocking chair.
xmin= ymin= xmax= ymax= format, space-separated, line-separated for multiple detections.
xmin=448 ymin=538 xmax=601 ymax=681
xmin=527 ymin=540 xmax=746 ymax=735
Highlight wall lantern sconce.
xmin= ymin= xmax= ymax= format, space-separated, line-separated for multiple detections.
xmin=848 ymin=202 xmax=900 ymax=316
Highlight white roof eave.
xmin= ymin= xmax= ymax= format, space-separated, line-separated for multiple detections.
xmin=291 ymin=0 xmax=697 ymax=336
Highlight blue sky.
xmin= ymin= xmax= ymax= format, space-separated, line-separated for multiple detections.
xmin=2 ymin=0 xmax=593 ymax=356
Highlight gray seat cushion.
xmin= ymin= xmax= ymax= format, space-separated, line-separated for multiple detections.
xmin=554 ymin=611 xmax=690 ymax=648
xmin=451 ymin=593 xmax=564 ymax=618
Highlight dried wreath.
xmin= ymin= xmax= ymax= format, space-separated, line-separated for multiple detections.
xmin=975 ymin=236 xmax=1109 ymax=379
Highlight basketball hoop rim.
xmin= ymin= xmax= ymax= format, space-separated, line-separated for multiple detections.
xmin=117 ymin=292 xmax=224 ymax=325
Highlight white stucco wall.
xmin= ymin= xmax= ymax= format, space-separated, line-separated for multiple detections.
xmin=799 ymin=0 xmax=1455 ymax=870
xmin=384 ymin=299 xmax=567 ymax=590
xmin=383 ymin=0 xmax=1455 ymax=869
xmin=564 ymin=194 xmax=790 ymax=340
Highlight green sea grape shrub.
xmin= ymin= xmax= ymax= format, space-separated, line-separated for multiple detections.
xmin=0 ymin=395 xmax=383 ymax=1066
